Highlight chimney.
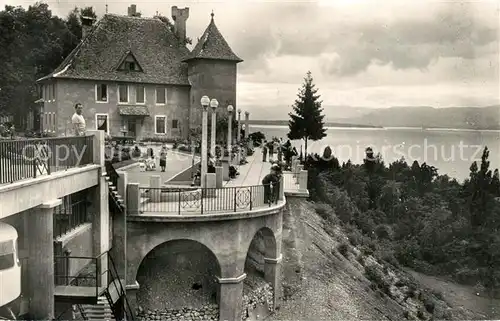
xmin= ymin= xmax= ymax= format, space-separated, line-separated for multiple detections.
xmin=127 ymin=4 xmax=137 ymax=17
xmin=80 ymin=16 xmax=96 ymax=39
xmin=171 ymin=6 xmax=189 ymax=42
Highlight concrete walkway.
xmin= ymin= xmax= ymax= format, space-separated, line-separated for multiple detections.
xmin=225 ymin=148 xmax=273 ymax=187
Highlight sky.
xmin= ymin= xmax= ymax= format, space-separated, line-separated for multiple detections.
xmin=1 ymin=0 xmax=499 ymax=119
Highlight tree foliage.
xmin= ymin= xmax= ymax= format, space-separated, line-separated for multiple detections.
xmin=307 ymin=146 xmax=500 ymax=292
xmin=287 ymin=71 xmax=327 ymax=155
xmin=0 ymin=3 xmax=96 ymax=127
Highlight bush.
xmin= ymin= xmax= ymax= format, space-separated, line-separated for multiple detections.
xmin=347 ymin=229 xmax=363 ymax=247
xmin=375 ymin=224 xmax=394 ymax=240
xmin=314 ymin=203 xmax=335 ymax=221
xmin=338 ymin=243 xmax=350 ymax=258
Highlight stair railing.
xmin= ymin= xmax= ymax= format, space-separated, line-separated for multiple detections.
xmin=77 ymin=304 xmax=87 ymax=320
xmin=106 ymin=250 xmax=134 ymax=321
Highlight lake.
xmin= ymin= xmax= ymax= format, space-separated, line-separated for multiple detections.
xmin=250 ymin=125 xmax=500 ymax=182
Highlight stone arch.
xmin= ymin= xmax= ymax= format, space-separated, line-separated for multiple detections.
xmin=245 ymin=227 xmax=278 ymax=267
xmin=135 ymin=239 xmax=222 ymax=311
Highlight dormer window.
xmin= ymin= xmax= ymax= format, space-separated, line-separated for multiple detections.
xmin=117 ymin=52 xmax=143 ymax=72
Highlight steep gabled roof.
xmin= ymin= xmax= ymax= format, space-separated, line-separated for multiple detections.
xmin=38 ymin=14 xmax=190 ymax=85
xmin=183 ymin=14 xmax=243 ymax=63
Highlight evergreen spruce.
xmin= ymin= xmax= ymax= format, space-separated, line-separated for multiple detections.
xmin=287 ymin=71 xmax=327 ymax=156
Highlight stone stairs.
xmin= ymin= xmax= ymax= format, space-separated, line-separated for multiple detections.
xmin=80 ymin=296 xmax=115 ymax=321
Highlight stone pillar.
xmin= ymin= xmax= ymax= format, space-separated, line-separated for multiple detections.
xmin=205 ymin=173 xmax=217 ymax=198
xmin=215 ymin=166 xmax=223 ymax=188
xmin=295 ymin=165 xmax=303 ymax=183
xmin=149 ymin=175 xmax=161 ymax=202
xmin=87 ymin=130 xmax=105 ymax=167
xmin=92 ymin=173 xmax=110 ymax=288
xmin=221 ymin=160 xmax=230 ymax=181
xmin=112 ymin=173 xmax=128 ymax=281
xmin=244 ymin=111 xmax=250 ymax=139
xmin=217 ymin=274 xmax=246 ymax=321
xmin=264 ymin=255 xmax=283 ymax=309
xmin=210 ymin=107 xmax=217 ymax=157
xmin=201 ymin=106 xmax=208 ymax=188
xmin=299 ymin=170 xmax=308 ymax=191
xmin=125 ymin=281 xmax=140 ymax=319
xmin=117 ymin=171 xmax=128 ymax=204
xmin=278 ymin=176 xmax=284 ymax=201
xmin=27 ymin=199 xmax=61 ymax=320
xmin=127 ymin=183 xmax=140 ymax=215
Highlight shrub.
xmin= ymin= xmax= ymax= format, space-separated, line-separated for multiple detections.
xmin=347 ymin=229 xmax=363 ymax=247
xmin=375 ymin=224 xmax=394 ymax=240
xmin=338 ymin=243 xmax=350 ymax=258
xmin=417 ymin=309 xmax=426 ymax=320
xmin=314 ymin=203 xmax=335 ymax=221
xmin=423 ymin=297 xmax=436 ymax=314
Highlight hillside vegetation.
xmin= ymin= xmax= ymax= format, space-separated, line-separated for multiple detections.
xmin=288 ymin=145 xmax=500 ymax=319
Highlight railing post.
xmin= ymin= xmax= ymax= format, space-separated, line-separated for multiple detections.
xmin=279 ymin=177 xmax=284 ymax=201
xmin=178 ymin=190 xmax=181 ymax=215
xmin=249 ymin=187 xmax=253 ymax=210
xmin=234 ymin=187 xmax=237 ymax=212
xmin=200 ymin=188 xmax=204 ymax=214
xmin=64 ymin=249 xmax=71 ymax=286
xmin=87 ymin=130 xmax=105 ymax=167
xmin=127 ymin=183 xmax=140 ymax=215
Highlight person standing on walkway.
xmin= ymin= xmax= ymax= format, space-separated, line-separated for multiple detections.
xmin=159 ymin=146 xmax=167 ymax=172
xmin=71 ymin=103 xmax=86 ymax=136
xmin=268 ymin=140 xmax=274 ymax=162
xmin=262 ymin=141 xmax=268 ymax=162
xmin=262 ymin=169 xmax=278 ymax=205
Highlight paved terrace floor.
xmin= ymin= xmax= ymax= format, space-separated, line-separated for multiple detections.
xmin=136 ymin=148 xmax=301 ymax=217
xmin=120 ymin=146 xmax=200 ymax=187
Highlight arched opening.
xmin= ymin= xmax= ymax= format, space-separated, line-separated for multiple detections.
xmin=242 ymin=227 xmax=277 ymax=319
xmin=136 ymin=239 xmax=221 ymax=319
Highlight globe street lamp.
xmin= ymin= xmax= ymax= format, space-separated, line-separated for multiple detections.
xmin=227 ymin=105 xmax=234 ymax=164
xmin=210 ymin=98 xmax=218 ymax=157
xmin=237 ymin=109 xmax=242 ymax=143
xmin=244 ymin=111 xmax=250 ymax=139
xmin=200 ymin=95 xmax=210 ymax=187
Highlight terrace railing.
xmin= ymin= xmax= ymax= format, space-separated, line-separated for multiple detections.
xmin=136 ymin=183 xmax=282 ymax=215
xmin=0 ymin=135 xmax=94 ymax=184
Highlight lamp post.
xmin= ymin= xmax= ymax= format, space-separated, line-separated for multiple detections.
xmin=210 ymin=99 xmax=218 ymax=157
xmin=200 ymin=95 xmax=210 ymax=187
xmin=244 ymin=111 xmax=250 ymax=139
xmin=227 ymin=105 xmax=234 ymax=162
xmin=237 ymin=109 xmax=242 ymax=143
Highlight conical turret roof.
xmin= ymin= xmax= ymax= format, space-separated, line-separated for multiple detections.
xmin=183 ymin=13 xmax=243 ymax=63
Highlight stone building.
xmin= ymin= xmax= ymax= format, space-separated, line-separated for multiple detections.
xmin=36 ymin=4 xmax=242 ymax=140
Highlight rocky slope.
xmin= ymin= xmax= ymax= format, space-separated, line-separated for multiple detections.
xmin=266 ymin=198 xmax=486 ymax=320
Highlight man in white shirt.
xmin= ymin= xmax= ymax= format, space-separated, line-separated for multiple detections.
xmin=71 ymin=103 xmax=86 ymax=136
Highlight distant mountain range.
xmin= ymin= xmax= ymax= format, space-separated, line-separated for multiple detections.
xmin=250 ymin=105 xmax=500 ymax=130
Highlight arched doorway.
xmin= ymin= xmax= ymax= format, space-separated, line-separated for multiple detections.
xmin=242 ymin=227 xmax=278 ymax=319
xmin=136 ymin=239 xmax=221 ymax=313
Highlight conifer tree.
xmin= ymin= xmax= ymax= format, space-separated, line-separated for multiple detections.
xmin=288 ymin=71 xmax=327 ymax=155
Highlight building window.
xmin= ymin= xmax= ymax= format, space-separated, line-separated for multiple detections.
xmin=155 ymin=87 xmax=166 ymax=105
xmin=0 ymin=240 xmax=14 ymax=270
xmin=155 ymin=115 xmax=167 ymax=134
xmin=118 ymin=85 xmax=129 ymax=103
xmin=95 ymin=84 xmax=108 ymax=102
xmin=136 ymin=85 xmax=145 ymax=104
xmin=172 ymin=119 xmax=179 ymax=129
xmin=95 ymin=113 xmax=109 ymax=134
